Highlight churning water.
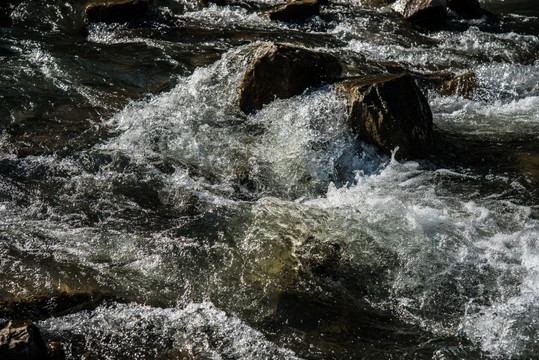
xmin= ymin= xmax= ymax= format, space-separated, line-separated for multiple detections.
xmin=1 ymin=0 xmax=538 ymax=359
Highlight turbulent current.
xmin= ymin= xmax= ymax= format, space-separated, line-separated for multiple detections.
xmin=1 ymin=0 xmax=538 ymax=359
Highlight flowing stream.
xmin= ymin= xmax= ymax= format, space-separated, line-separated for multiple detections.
xmin=1 ymin=0 xmax=538 ymax=359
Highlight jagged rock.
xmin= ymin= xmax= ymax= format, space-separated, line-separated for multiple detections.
xmin=391 ymin=0 xmax=447 ymax=25
xmin=447 ymin=0 xmax=483 ymax=19
xmin=238 ymin=42 xmax=341 ymax=114
xmin=0 ymin=320 xmax=49 ymax=360
xmin=84 ymin=0 xmax=151 ymax=24
xmin=336 ymin=73 xmax=434 ymax=159
xmin=438 ymin=70 xmax=477 ymax=98
xmin=266 ymin=0 xmax=320 ymax=22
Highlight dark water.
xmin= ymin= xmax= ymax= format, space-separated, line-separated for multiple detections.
xmin=1 ymin=0 xmax=538 ymax=359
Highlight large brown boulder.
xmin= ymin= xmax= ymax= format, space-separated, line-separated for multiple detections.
xmin=0 ymin=320 xmax=49 ymax=360
xmin=337 ymin=73 xmax=434 ymax=159
xmin=391 ymin=0 xmax=447 ymax=25
xmin=84 ymin=0 xmax=151 ymax=24
xmin=266 ymin=0 xmax=321 ymax=22
xmin=238 ymin=42 xmax=342 ymax=114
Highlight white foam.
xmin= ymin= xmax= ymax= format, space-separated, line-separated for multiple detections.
xmin=102 ymin=44 xmax=369 ymax=199
xmin=39 ymin=302 xmax=302 ymax=359
xmin=181 ymin=4 xmax=268 ymax=28
xmin=301 ymin=157 xmax=538 ymax=349
xmin=461 ymin=229 xmax=539 ymax=358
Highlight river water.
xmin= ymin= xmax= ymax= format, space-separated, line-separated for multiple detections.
xmin=1 ymin=0 xmax=538 ymax=359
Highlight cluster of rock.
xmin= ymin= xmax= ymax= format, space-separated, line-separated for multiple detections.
xmin=75 ymin=0 xmax=484 ymax=160
xmin=237 ymin=41 xmax=476 ymax=159
xmin=80 ymin=0 xmax=492 ymax=26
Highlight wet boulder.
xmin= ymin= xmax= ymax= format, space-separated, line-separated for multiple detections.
xmin=391 ymin=0 xmax=447 ymax=25
xmin=266 ymin=0 xmax=321 ymax=22
xmin=238 ymin=42 xmax=342 ymax=114
xmin=336 ymin=73 xmax=434 ymax=159
xmin=447 ymin=0 xmax=483 ymax=19
xmin=438 ymin=70 xmax=477 ymax=98
xmin=0 ymin=320 xmax=49 ymax=360
xmin=84 ymin=0 xmax=151 ymax=24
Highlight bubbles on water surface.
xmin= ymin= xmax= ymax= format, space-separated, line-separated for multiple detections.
xmin=299 ymin=157 xmax=539 ymax=357
xmin=103 ymin=43 xmax=366 ymax=200
xmin=38 ymin=302 xmax=301 ymax=359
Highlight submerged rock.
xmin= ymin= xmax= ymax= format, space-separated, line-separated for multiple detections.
xmin=0 ymin=320 xmax=49 ymax=360
xmin=438 ymin=70 xmax=478 ymax=98
xmin=266 ymin=0 xmax=321 ymax=22
xmin=157 ymin=348 xmax=196 ymax=360
xmin=0 ymin=5 xmax=11 ymax=27
xmin=447 ymin=0 xmax=483 ymax=19
xmin=81 ymin=352 xmax=100 ymax=360
xmin=391 ymin=0 xmax=447 ymax=25
xmin=0 ymin=290 xmax=116 ymax=320
xmin=84 ymin=0 xmax=151 ymax=24
xmin=514 ymin=151 xmax=539 ymax=179
xmin=336 ymin=73 xmax=434 ymax=159
xmin=238 ymin=42 xmax=342 ymax=114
